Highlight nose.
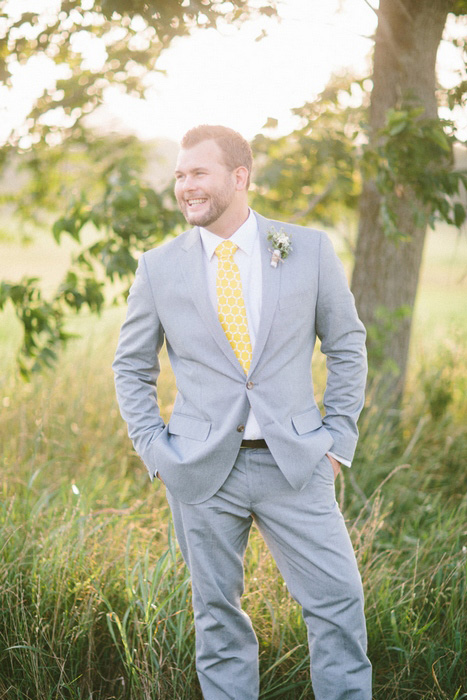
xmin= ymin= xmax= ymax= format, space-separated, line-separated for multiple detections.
xmin=181 ymin=174 xmax=197 ymax=192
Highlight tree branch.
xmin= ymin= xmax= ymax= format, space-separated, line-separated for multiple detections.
xmin=361 ymin=0 xmax=379 ymax=18
xmin=289 ymin=180 xmax=337 ymax=223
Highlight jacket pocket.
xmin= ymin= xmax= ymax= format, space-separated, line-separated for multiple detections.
xmin=291 ymin=407 xmax=323 ymax=435
xmin=168 ymin=413 xmax=211 ymax=441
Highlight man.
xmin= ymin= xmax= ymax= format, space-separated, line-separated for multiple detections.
xmin=113 ymin=125 xmax=372 ymax=699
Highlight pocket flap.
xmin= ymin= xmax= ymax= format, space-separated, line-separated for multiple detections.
xmin=168 ymin=413 xmax=211 ymax=441
xmin=291 ymin=407 xmax=323 ymax=435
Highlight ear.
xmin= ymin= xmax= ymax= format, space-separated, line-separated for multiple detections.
xmin=234 ymin=166 xmax=249 ymax=191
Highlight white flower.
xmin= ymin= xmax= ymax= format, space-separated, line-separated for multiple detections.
xmin=266 ymin=226 xmax=293 ymax=267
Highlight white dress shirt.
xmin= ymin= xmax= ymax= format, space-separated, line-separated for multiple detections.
xmin=199 ymin=209 xmax=263 ymax=439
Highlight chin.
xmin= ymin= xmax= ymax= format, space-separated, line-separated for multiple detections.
xmin=188 ymin=212 xmax=215 ymax=227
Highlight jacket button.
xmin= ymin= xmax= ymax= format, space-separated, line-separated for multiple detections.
xmin=237 ymin=424 xmax=245 ymax=433
xmin=246 ymin=381 xmax=254 ymax=389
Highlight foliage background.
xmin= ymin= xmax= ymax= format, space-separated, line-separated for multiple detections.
xmin=1 ymin=1 xmax=467 ymax=698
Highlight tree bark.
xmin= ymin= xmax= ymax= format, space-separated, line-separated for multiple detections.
xmin=351 ymin=0 xmax=453 ymax=398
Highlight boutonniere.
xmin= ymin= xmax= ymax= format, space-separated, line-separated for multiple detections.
xmin=267 ymin=226 xmax=293 ymax=268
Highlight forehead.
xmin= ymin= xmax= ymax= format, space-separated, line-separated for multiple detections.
xmin=175 ymin=139 xmax=226 ymax=172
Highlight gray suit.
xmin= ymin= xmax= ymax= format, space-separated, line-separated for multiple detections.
xmin=113 ymin=211 xmax=372 ymax=699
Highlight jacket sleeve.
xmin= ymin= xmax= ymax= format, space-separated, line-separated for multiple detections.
xmin=315 ymin=232 xmax=367 ymax=464
xmin=112 ymin=254 xmax=165 ymax=478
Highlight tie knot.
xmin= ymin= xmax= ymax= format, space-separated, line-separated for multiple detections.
xmin=216 ymin=240 xmax=237 ymax=260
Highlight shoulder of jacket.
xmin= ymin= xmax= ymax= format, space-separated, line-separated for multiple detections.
xmin=141 ymin=227 xmax=194 ymax=264
xmin=253 ymin=210 xmax=325 ymax=242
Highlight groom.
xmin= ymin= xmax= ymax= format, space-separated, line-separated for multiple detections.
xmin=113 ymin=125 xmax=372 ymax=699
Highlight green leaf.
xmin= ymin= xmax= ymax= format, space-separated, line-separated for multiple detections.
xmin=453 ymin=202 xmax=466 ymax=227
xmin=262 ymin=117 xmax=279 ymax=129
xmin=428 ymin=128 xmax=451 ymax=152
xmin=388 ymin=120 xmax=408 ymax=136
xmin=52 ymin=219 xmax=65 ymax=243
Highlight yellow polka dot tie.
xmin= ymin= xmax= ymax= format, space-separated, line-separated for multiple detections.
xmin=215 ymin=240 xmax=252 ymax=374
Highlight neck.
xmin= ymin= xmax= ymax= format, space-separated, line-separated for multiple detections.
xmin=206 ymin=204 xmax=250 ymax=239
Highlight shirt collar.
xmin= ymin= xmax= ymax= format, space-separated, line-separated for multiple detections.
xmin=199 ymin=209 xmax=258 ymax=261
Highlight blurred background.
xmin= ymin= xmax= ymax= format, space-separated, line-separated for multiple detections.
xmin=1 ymin=1 xmax=466 ymax=698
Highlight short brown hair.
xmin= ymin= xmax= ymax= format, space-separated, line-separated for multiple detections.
xmin=181 ymin=125 xmax=253 ymax=188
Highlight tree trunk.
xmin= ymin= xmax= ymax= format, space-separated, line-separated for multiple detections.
xmin=351 ymin=0 xmax=452 ymax=398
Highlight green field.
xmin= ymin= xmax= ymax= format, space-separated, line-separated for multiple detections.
xmin=1 ymin=224 xmax=466 ymax=698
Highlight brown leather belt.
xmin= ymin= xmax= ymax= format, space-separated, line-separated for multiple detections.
xmin=240 ymin=439 xmax=268 ymax=449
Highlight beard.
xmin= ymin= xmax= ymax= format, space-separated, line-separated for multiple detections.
xmin=178 ymin=178 xmax=236 ymax=228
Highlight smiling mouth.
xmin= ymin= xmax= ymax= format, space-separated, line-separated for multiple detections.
xmin=187 ymin=198 xmax=208 ymax=207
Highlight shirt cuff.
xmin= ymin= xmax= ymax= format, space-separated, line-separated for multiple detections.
xmin=327 ymin=451 xmax=351 ymax=468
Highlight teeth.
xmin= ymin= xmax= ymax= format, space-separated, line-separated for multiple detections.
xmin=188 ymin=198 xmax=207 ymax=206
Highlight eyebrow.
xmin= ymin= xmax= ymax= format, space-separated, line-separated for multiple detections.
xmin=174 ymin=166 xmax=210 ymax=175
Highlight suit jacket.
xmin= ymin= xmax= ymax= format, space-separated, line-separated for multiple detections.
xmin=112 ymin=211 xmax=367 ymax=504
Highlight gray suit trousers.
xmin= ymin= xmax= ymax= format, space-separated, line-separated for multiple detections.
xmin=166 ymin=448 xmax=372 ymax=700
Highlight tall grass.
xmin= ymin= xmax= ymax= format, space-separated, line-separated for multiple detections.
xmin=1 ymin=311 xmax=466 ymax=699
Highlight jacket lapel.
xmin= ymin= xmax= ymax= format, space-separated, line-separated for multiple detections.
xmin=180 ymin=228 xmax=245 ymax=376
xmin=249 ymin=212 xmax=282 ymax=376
